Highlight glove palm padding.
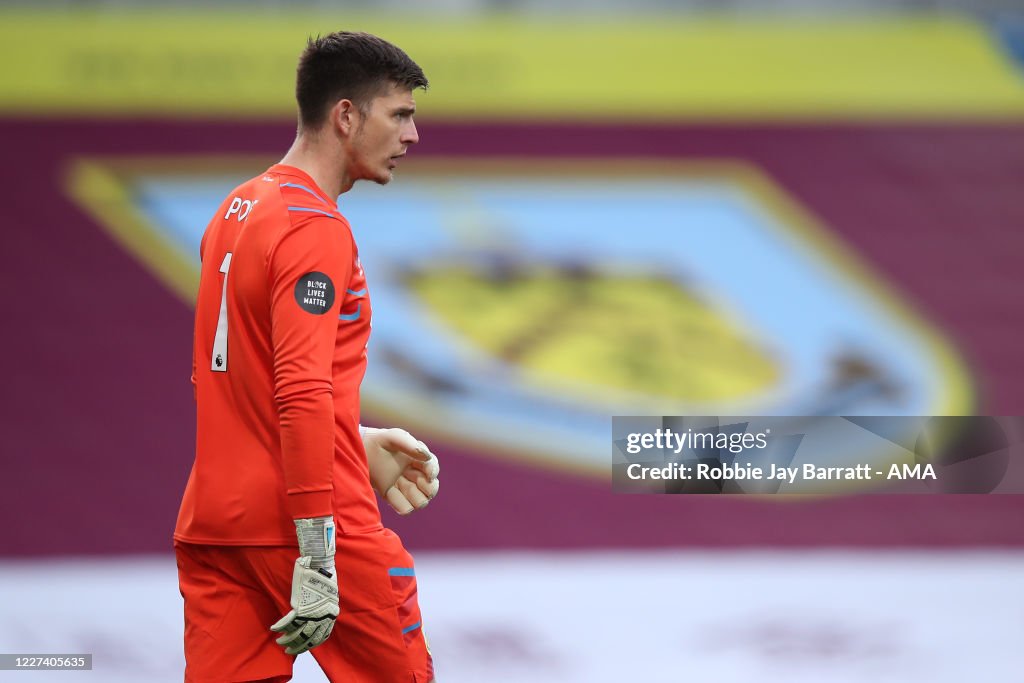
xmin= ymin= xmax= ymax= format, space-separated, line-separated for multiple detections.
xmin=270 ymin=556 xmax=339 ymax=655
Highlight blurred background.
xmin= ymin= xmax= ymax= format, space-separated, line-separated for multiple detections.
xmin=1 ymin=0 xmax=1023 ymax=681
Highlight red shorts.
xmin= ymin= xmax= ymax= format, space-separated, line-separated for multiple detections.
xmin=175 ymin=529 xmax=434 ymax=682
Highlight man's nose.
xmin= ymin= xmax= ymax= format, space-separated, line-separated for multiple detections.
xmin=402 ymin=120 xmax=419 ymax=145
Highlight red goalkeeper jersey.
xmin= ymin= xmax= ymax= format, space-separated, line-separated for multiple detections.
xmin=174 ymin=164 xmax=378 ymax=545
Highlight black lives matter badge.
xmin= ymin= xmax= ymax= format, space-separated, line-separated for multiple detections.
xmin=294 ymin=271 xmax=336 ymax=315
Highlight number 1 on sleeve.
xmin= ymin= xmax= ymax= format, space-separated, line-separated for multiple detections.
xmin=211 ymin=252 xmax=233 ymax=372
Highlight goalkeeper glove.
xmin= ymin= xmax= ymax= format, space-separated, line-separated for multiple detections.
xmin=363 ymin=427 xmax=440 ymax=515
xmin=270 ymin=516 xmax=339 ymax=655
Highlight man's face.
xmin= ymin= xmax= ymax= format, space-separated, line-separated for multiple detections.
xmin=348 ymin=84 xmax=420 ymax=185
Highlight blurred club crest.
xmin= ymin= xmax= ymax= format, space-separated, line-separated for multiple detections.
xmin=68 ymin=157 xmax=972 ymax=474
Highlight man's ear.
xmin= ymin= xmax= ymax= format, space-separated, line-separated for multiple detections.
xmin=331 ymin=99 xmax=360 ymax=136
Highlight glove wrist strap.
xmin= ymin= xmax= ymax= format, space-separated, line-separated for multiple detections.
xmin=294 ymin=516 xmax=336 ymax=571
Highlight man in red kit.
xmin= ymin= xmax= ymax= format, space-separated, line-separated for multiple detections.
xmin=174 ymin=32 xmax=439 ymax=683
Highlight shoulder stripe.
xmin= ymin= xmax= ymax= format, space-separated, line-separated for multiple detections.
xmin=287 ymin=206 xmax=337 ymax=218
xmin=281 ymin=182 xmax=335 ymax=208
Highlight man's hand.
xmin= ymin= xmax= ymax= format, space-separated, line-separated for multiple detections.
xmin=270 ymin=517 xmax=339 ymax=655
xmin=363 ymin=427 xmax=440 ymax=515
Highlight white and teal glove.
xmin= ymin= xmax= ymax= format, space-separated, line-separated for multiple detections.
xmin=362 ymin=427 xmax=440 ymax=515
xmin=270 ymin=516 xmax=339 ymax=655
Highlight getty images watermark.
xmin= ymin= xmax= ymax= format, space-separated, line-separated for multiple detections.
xmin=611 ymin=416 xmax=1024 ymax=494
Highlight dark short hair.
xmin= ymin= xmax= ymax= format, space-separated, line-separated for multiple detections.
xmin=296 ymin=31 xmax=428 ymax=130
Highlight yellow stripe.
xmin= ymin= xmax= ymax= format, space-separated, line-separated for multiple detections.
xmin=726 ymin=162 xmax=975 ymax=418
xmin=5 ymin=11 xmax=1023 ymax=119
xmin=65 ymin=158 xmax=200 ymax=303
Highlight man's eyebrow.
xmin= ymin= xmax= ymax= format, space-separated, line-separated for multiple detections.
xmin=392 ymin=105 xmax=417 ymax=115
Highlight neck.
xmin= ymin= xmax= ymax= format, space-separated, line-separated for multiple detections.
xmin=279 ymin=129 xmax=354 ymax=200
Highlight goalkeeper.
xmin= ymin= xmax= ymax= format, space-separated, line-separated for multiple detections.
xmin=174 ymin=32 xmax=437 ymax=682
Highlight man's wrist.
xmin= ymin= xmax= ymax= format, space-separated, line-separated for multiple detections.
xmin=361 ymin=424 xmax=383 ymax=439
